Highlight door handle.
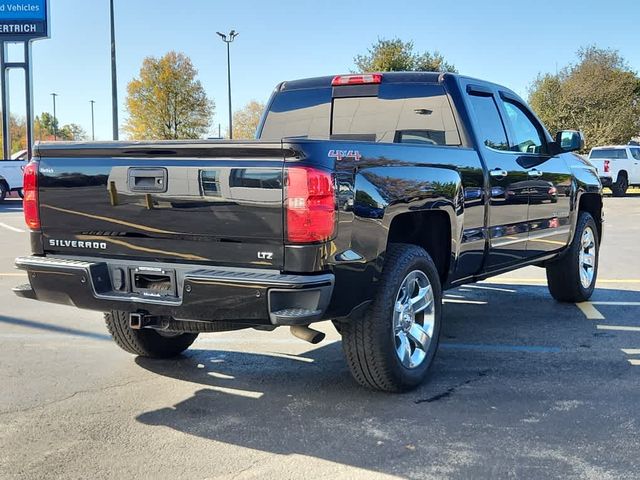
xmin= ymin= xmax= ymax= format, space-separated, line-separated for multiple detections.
xmin=528 ymin=169 xmax=543 ymax=177
xmin=489 ymin=168 xmax=508 ymax=179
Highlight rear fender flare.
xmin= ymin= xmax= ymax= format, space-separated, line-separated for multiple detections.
xmin=350 ymin=165 xmax=462 ymax=271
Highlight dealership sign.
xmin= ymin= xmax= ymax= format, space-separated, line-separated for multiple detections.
xmin=0 ymin=0 xmax=49 ymax=40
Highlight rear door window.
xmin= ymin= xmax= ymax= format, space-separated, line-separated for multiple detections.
xmin=467 ymin=94 xmax=509 ymax=151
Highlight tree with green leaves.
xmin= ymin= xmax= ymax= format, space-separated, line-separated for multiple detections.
xmin=230 ymin=101 xmax=265 ymax=139
xmin=59 ymin=123 xmax=87 ymax=141
xmin=124 ymin=51 xmax=214 ymax=140
xmin=354 ymin=38 xmax=457 ymax=73
xmin=0 ymin=114 xmax=27 ymax=156
xmin=35 ymin=112 xmax=86 ymax=141
xmin=529 ymin=46 xmax=640 ymax=150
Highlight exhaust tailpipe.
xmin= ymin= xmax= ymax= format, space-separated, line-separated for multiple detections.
xmin=290 ymin=325 xmax=325 ymax=344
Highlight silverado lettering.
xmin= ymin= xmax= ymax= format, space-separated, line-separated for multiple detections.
xmin=48 ymin=239 xmax=107 ymax=250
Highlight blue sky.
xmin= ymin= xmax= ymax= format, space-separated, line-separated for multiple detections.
xmin=5 ymin=0 xmax=640 ymax=141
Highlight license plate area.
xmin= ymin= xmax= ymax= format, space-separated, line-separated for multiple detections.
xmin=130 ymin=266 xmax=176 ymax=299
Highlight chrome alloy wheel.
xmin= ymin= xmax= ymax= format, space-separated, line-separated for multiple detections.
xmin=393 ymin=270 xmax=435 ymax=369
xmin=579 ymin=226 xmax=597 ymax=289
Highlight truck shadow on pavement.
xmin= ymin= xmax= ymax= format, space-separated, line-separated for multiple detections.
xmin=133 ymin=283 xmax=640 ymax=478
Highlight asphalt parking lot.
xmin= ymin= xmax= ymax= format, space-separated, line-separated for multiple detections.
xmin=0 ymin=193 xmax=639 ymax=479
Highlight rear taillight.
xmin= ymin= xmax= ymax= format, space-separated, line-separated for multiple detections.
xmin=23 ymin=162 xmax=40 ymax=230
xmin=285 ymin=166 xmax=335 ymax=243
xmin=603 ymin=160 xmax=610 ymax=173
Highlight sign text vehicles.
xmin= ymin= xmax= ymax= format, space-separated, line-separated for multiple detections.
xmin=0 ymin=0 xmax=48 ymax=40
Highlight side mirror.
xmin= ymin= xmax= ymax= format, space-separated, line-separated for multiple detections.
xmin=553 ymin=130 xmax=584 ymax=153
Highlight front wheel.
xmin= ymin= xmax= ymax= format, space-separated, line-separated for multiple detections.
xmin=341 ymin=244 xmax=442 ymax=392
xmin=546 ymin=212 xmax=599 ymax=302
xmin=105 ymin=311 xmax=198 ymax=358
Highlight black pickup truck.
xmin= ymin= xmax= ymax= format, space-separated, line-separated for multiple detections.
xmin=14 ymin=72 xmax=602 ymax=392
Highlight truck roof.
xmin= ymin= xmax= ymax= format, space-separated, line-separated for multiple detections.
xmin=280 ymin=71 xmax=445 ymax=91
xmin=591 ymin=145 xmax=629 ymax=150
xmin=278 ymin=72 xmax=521 ymax=101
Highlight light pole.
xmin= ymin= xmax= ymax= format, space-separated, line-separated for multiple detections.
xmin=90 ymin=100 xmax=96 ymax=141
xmin=110 ymin=0 xmax=119 ymax=140
xmin=216 ymin=30 xmax=238 ymax=139
xmin=50 ymin=93 xmax=58 ymax=140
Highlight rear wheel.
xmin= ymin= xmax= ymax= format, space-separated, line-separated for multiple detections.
xmin=611 ymin=173 xmax=628 ymax=197
xmin=341 ymin=244 xmax=441 ymax=392
xmin=0 ymin=182 xmax=7 ymax=202
xmin=105 ymin=310 xmax=198 ymax=358
xmin=546 ymin=212 xmax=599 ymax=302
xmin=16 ymin=188 xmax=23 ymax=199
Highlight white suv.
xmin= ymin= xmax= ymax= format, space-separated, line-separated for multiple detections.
xmin=0 ymin=149 xmax=29 ymax=201
xmin=588 ymin=145 xmax=640 ymax=196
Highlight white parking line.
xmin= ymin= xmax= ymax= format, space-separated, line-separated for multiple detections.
xmin=628 ymin=359 xmax=640 ymax=366
xmin=576 ymin=302 xmax=605 ymax=320
xmin=575 ymin=301 xmax=640 ymax=320
xmin=597 ymin=325 xmax=640 ymax=332
xmin=470 ymin=284 xmax=517 ymax=293
xmin=207 ymin=385 xmax=264 ymax=399
xmin=621 ymin=349 xmax=640 ymax=355
xmin=591 ymin=301 xmax=640 ymax=306
xmin=0 ymin=222 xmax=24 ymax=233
xmin=442 ymin=299 xmax=488 ymax=305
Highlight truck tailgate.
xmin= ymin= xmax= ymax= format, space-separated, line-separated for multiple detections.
xmin=36 ymin=142 xmax=287 ymax=269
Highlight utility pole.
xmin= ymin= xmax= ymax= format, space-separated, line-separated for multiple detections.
xmin=216 ymin=30 xmax=238 ymax=139
xmin=50 ymin=92 xmax=58 ymax=140
xmin=90 ymin=100 xmax=96 ymax=141
xmin=110 ymin=0 xmax=119 ymax=140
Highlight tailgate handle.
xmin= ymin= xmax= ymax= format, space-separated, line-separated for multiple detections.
xmin=128 ymin=168 xmax=168 ymax=193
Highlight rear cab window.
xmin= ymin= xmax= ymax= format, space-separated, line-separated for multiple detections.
xmin=590 ymin=149 xmax=629 ymax=159
xmin=259 ymin=82 xmax=461 ymax=146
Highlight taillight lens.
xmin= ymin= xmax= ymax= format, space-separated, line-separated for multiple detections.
xmin=23 ymin=162 xmax=40 ymax=230
xmin=603 ymin=160 xmax=610 ymax=173
xmin=285 ymin=166 xmax=335 ymax=243
xmin=331 ymin=74 xmax=382 ymax=86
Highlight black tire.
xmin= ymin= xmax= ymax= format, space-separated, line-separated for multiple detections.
xmin=0 ymin=182 xmax=7 ymax=202
xmin=341 ymin=244 xmax=442 ymax=392
xmin=546 ymin=212 xmax=599 ymax=302
xmin=611 ymin=173 xmax=628 ymax=197
xmin=105 ymin=310 xmax=198 ymax=358
xmin=16 ymin=188 xmax=23 ymax=199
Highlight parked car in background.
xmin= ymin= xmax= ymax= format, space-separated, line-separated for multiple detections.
xmin=0 ymin=149 xmax=29 ymax=201
xmin=588 ymin=145 xmax=640 ymax=196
